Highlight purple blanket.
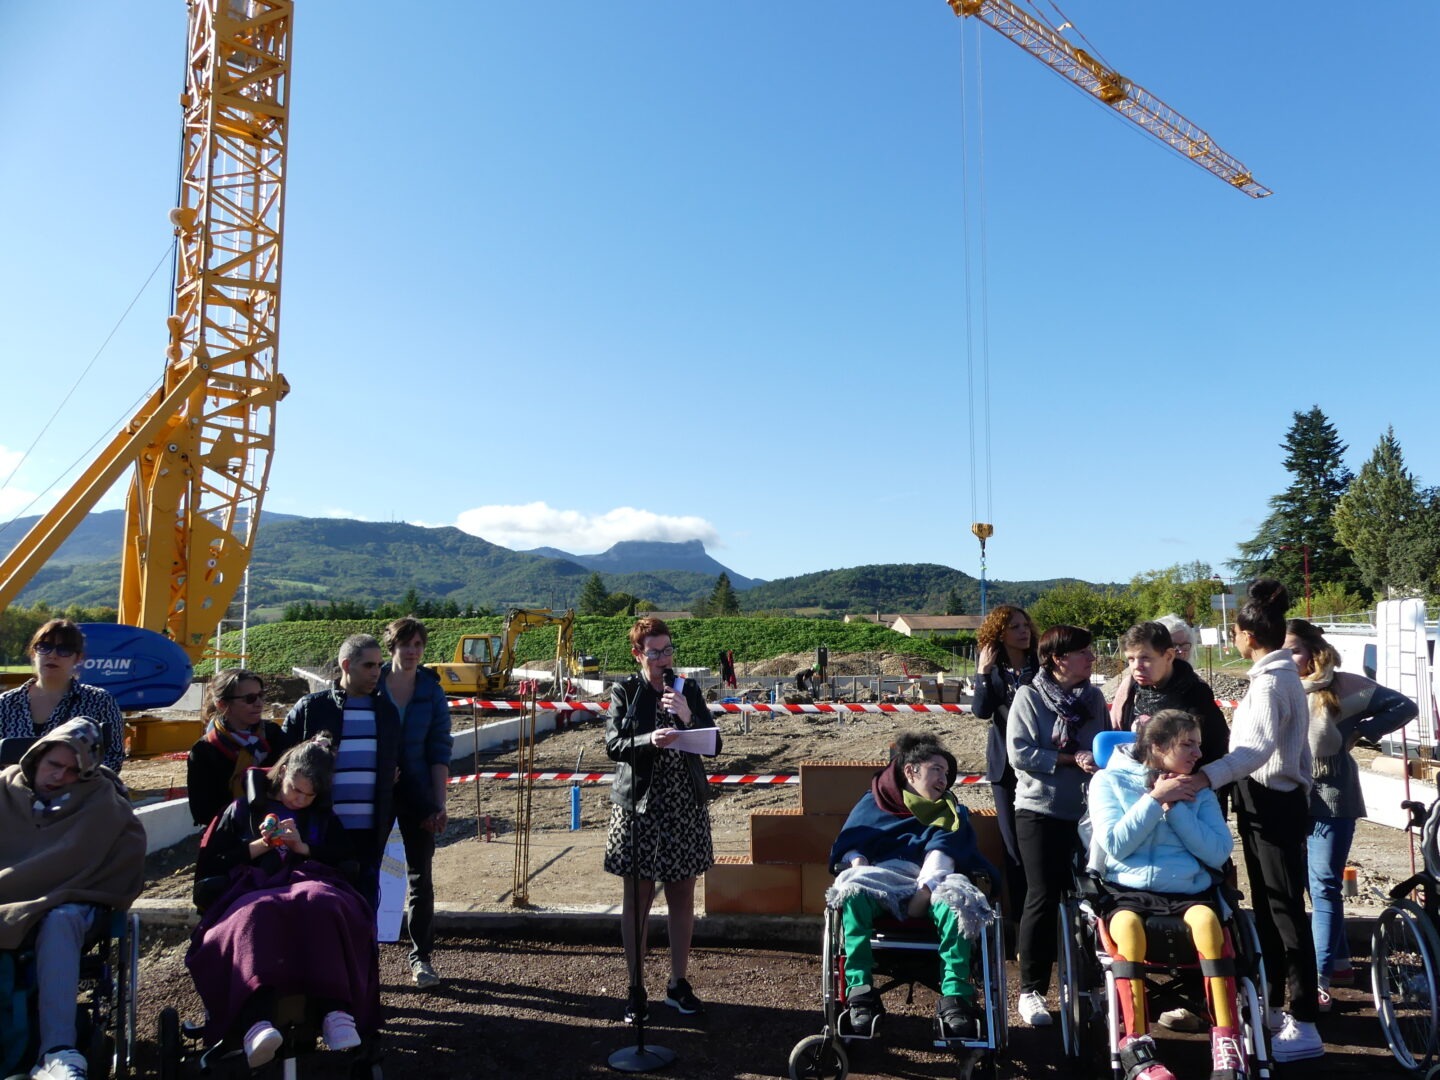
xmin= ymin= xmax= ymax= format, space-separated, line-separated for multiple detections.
xmin=186 ymin=860 xmax=379 ymax=1043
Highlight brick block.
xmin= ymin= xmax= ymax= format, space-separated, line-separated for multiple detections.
xmin=799 ymin=760 xmax=884 ymax=815
xmin=750 ymin=809 xmax=846 ymax=865
xmin=801 ymin=862 xmax=834 ymax=915
xmin=704 ymin=856 xmax=802 ymax=915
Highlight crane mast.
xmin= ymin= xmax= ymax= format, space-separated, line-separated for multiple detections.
xmin=948 ymin=0 xmax=1270 ymax=198
xmin=0 ymin=0 xmax=292 ymax=662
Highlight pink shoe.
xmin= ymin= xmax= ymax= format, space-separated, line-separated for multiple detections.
xmin=1210 ymin=1025 xmax=1245 ymax=1080
xmin=1118 ymin=1034 xmax=1179 ymax=1080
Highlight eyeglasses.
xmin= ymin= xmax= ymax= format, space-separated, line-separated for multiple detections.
xmin=640 ymin=646 xmax=675 ymax=660
xmin=223 ymin=692 xmax=264 ymax=705
xmin=33 ymin=643 xmax=77 ymax=658
xmin=1061 ymin=648 xmax=1097 ymax=660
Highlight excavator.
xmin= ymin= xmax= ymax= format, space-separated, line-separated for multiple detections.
xmin=431 ymin=608 xmax=599 ymax=698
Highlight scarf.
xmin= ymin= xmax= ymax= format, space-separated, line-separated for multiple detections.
xmin=903 ymin=789 xmax=961 ymax=833
xmin=1035 ymin=669 xmax=1089 ymax=753
xmin=203 ymin=717 xmax=271 ymax=801
xmin=1301 ymin=668 xmax=1343 ymax=779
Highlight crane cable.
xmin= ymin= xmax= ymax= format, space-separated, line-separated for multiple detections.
xmin=0 ymin=240 xmax=175 ymax=539
xmin=958 ymin=20 xmax=994 ymax=539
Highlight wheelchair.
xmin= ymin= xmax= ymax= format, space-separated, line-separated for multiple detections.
xmin=1370 ymin=796 xmax=1440 ymax=1076
xmin=1059 ymin=731 xmax=1272 ymax=1080
xmin=788 ymin=891 xmax=1008 ymax=1080
xmin=0 ymin=908 xmax=140 ymax=1080
xmin=0 ymin=738 xmax=138 ymax=1080
xmin=156 ymin=996 xmax=383 ymax=1080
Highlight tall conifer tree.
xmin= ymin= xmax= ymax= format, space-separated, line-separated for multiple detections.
xmin=1230 ymin=406 xmax=1364 ymax=597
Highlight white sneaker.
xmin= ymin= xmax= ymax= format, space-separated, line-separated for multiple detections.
xmin=1270 ymin=1014 xmax=1324 ymax=1062
xmin=243 ymin=1021 xmax=283 ymax=1068
xmin=1018 ymin=990 xmax=1052 ymax=1027
xmin=322 ymin=1010 xmax=362 ymax=1051
xmin=31 ymin=1048 xmax=87 ymax=1080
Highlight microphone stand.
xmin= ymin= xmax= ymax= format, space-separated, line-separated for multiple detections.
xmin=610 ymin=676 xmax=676 ymax=1072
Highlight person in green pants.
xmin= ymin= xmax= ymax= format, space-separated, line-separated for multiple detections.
xmin=827 ymin=732 xmax=997 ymax=1040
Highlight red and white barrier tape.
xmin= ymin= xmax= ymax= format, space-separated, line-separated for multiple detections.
xmin=445 ymin=769 xmax=989 ymax=786
xmin=448 ymin=697 xmax=1241 ymax=713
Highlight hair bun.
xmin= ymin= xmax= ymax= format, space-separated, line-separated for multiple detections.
xmin=309 ymin=733 xmax=336 ymax=755
xmin=1248 ymin=577 xmax=1289 ymax=612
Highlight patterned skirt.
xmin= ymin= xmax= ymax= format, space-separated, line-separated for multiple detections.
xmin=604 ymin=749 xmax=714 ymax=882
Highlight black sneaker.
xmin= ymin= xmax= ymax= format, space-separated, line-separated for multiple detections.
xmin=844 ymin=985 xmax=883 ymax=1036
xmin=664 ymin=978 xmax=705 ymax=1015
xmin=622 ymin=989 xmax=649 ymax=1026
xmin=936 ymin=994 xmax=979 ymax=1039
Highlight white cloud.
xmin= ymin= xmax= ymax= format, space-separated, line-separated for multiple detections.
xmin=454 ymin=502 xmax=719 ymax=554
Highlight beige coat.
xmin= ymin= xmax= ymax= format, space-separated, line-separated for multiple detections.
xmin=0 ymin=721 xmax=145 ymax=949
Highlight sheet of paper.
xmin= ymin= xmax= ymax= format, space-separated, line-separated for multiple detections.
xmin=669 ymin=726 xmax=717 ymax=755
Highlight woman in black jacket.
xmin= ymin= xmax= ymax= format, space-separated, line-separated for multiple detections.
xmin=187 ymin=669 xmax=285 ymax=827
xmin=970 ymin=604 xmax=1038 ymax=931
xmin=604 ymin=616 xmax=722 ymax=1024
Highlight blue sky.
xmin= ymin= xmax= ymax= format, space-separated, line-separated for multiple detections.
xmin=1 ymin=2 xmax=1436 ymax=589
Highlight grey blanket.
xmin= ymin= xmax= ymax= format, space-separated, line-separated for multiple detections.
xmin=826 ymin=860 xmax=994 ymax=939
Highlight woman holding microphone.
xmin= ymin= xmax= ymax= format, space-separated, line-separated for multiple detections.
xmin=604 ymin=617 xmax=722 ymax=1025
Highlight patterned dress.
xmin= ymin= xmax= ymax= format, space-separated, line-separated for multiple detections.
xmin=604 ymin=699 xmax=714 ymax=882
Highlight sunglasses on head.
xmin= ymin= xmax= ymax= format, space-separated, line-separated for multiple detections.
xmin=223 ymin=692 xmax=265 ymax=705
xmin=33 ymin=643 xmax=77 ymax=658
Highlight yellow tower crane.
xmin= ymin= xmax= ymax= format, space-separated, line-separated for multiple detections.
xmin=0 ymin=0 xmax=293 ymax=664
xmin=948 ymin=0 xmax=1270 ymax=198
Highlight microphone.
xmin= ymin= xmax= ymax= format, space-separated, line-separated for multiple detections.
xmin=661 ymin=668 xmax=679 ymax=720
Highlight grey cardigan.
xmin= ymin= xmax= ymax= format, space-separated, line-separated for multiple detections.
xmin=1007 ymin=678 xmax=1107 ymax=822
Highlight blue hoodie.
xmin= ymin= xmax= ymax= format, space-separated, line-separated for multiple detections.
xmin=1087 ymin=747 xmax=1232 ymax=894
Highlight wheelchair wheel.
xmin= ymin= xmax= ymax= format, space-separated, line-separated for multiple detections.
xmin=1373 ymin=900 xmax=1440 ymax=1074
xmin=789 ymin=1033 xmax=849 ymax=1080
xmin=157 ymin=1008 xmax=181 ymax=1080
xmin=1056 ymin=900 xmax=1100 ymax=1066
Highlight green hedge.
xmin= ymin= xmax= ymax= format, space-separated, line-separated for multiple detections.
xmin=199 ymin=616 xmax=955 ymax=676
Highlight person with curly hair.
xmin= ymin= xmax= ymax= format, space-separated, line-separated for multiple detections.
xmin=970 ymin=604 xmax=1038 ymax=930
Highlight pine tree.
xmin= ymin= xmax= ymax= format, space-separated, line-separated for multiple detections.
xmin=578 ymin=572 xmax=610 ymax=615
xmin=1230 ymin=406 xmax=1364 ymax=597
xmin=944 ymin=588 xmax=964 ymax=616
xmin=1333 ymin=427 xmax=1424 ymax=595
xmin=708 ymin=573 xmax=741 ymax=616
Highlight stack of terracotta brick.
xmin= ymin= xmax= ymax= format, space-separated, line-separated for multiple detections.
xmin=706 ymin=760 xmax=1004 ymax=916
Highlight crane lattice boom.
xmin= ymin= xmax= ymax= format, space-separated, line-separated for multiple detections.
xmin=949 ymin=0 xmax=1270 ymax=198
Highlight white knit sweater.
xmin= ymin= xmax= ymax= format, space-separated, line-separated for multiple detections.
xmin=1200 ymin=649 xmax=1313 ymax=794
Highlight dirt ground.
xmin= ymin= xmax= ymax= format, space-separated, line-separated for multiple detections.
xmin=123 ymin=672 xmax=1416 ymax=1078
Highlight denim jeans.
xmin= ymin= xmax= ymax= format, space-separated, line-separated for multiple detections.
xmin=1308 ymin=816 xmax=1357 ymax=984
xmin=36 ymin=903 xmax=102 ymax=1055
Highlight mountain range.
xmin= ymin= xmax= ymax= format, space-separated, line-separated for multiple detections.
xmin=1 ymin=510 xmax=1075 ymax=616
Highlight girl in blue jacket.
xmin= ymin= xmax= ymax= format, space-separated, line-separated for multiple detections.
xmin=1088 ymin=710 xmax=1237 ymax=1080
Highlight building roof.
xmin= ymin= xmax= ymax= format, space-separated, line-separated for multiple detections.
xmin=891 ymin=615 xmax=985 ymax=631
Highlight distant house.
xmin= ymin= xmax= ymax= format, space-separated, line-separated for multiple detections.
xmin=889 ymin=615 xmax=985 ymax=638
xmin=843 ymin=613 xmax=901 ymax=627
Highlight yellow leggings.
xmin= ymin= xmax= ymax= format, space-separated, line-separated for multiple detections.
xmin=1108 ymin=905 xmax=1235 ymax=1035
